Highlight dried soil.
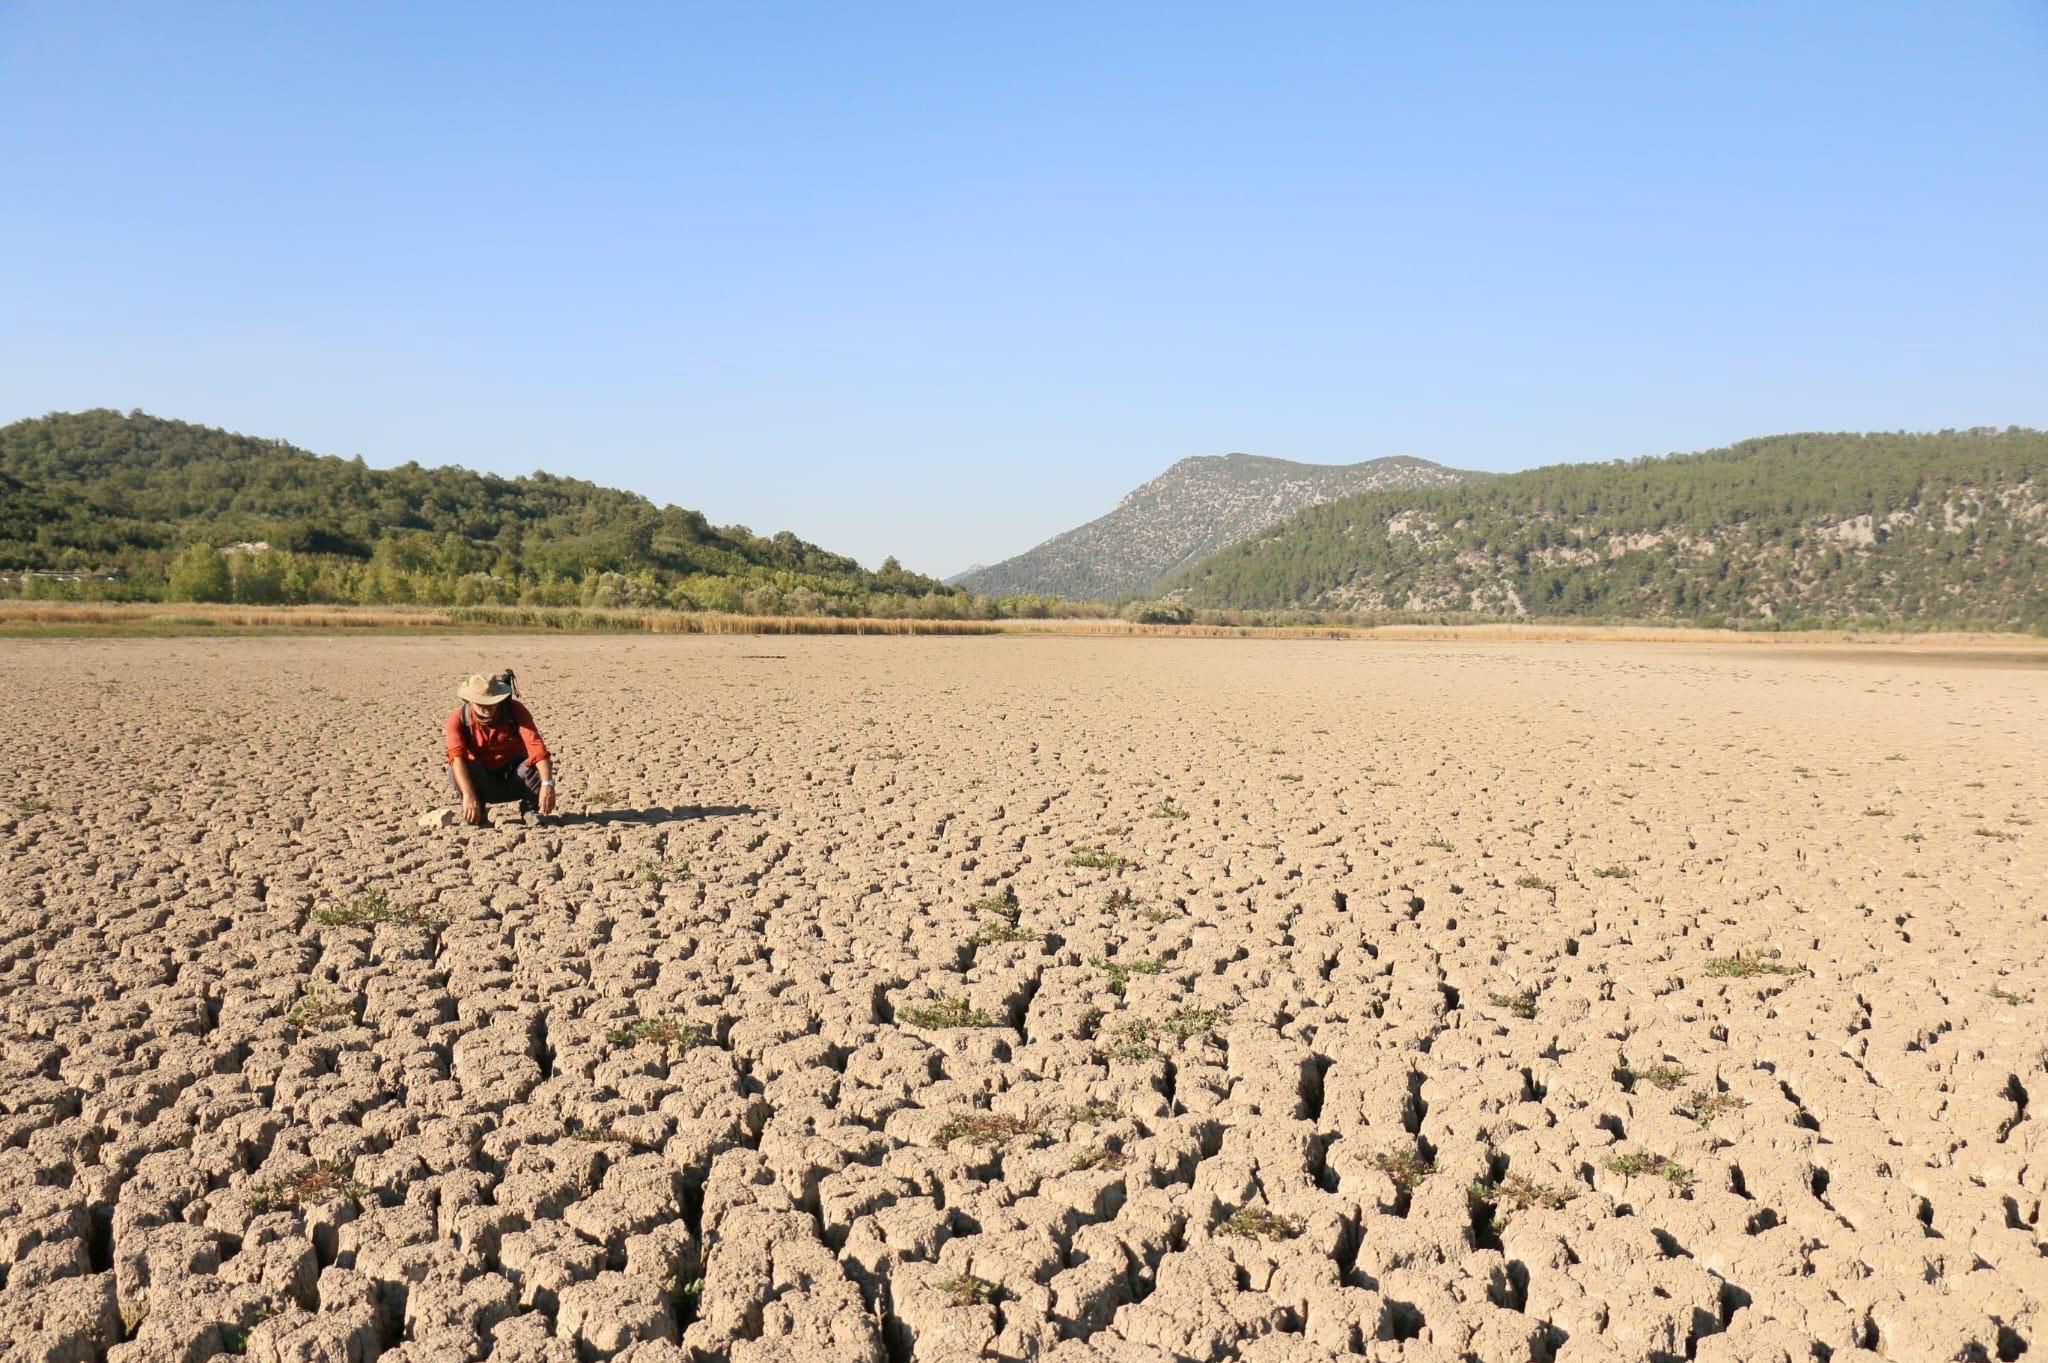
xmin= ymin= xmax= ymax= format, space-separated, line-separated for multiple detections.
xmin=1 ymin=635 xmax=2043 ymax=1363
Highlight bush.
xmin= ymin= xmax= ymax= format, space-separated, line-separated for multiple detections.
xmin=166 ymin=544 xmax=230 ymax=603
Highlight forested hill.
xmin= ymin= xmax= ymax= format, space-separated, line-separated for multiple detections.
xmin=1165 ymin=430 xmax=2048 ymax=629
xmin=0 ymin=410 xmax=953 ymax=612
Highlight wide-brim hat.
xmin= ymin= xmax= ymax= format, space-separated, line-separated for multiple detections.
xmin=457 ymin=672 xmax=515 ymax=705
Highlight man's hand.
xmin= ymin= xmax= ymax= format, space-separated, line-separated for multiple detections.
xmin=462 ymin=794 xmax=484 ymax=825
xmin=539 ymin=785 xmax=557 ymax=816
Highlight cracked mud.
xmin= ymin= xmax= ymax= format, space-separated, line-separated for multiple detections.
xmin=2 ymin=635 xmax=2044 ymax=1363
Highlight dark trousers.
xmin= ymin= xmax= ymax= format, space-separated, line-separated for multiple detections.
xmin=451 ymin=759 xmax=541 ymax=811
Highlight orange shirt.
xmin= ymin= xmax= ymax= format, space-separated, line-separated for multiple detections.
xmin=445 ymin=700 xmax=550 ymax=769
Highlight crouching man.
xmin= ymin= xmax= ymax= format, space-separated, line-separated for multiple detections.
xmin=446 ymin=670 xmax=557 ymax=825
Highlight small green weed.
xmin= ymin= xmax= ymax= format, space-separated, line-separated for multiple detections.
xmin=1862 ymin=806 xmax=1894 ymax=817
xmin=310 ymin=891 xmax=444 ymax=933
xmin=1090 ymin=956 xmax=1165 ymax=995
xmin=936 ymin=1273 xmax=1004 ymax=1306
xmin=968 ymin=885 xmax=1020 ymax=917
xmin=287 ymin=988 xmax=353 ymax=1030
xmin=969 ymin=918 xmax=1039 ymax=947
xmin=16 ymin=797 xmax=54 ymax=813
xmin=1682 ymin=1089 xmax=1747 ymax=1128
xmin=1217 ymin=1205 xmax=1301 ymax=1239
xmin=1591 ymin=865 xmax=1632 ymax=879
xmin=1371 ymin=1148 xmax=1435 ymax=1191
xmin=1424 ymin=835 xmax=1455 ymax=851
xmin=1488 ymin=991 xmax=1537 ymax=1019
xmin=1067 ymin=845 xmax=1131 ymax=870
xmin=632 ymin=857 xmax=695 ymax=886
xmin=1150 ymin=800 xmax=1189 ymax=821
xmin=1621 ymin=1062 xmax=1693 ymax=1092
xmin=1070 ymin=1145 xmax=1132 ymax=1172
xmin=1988 ymin=986 xmax=2032 ymax=1005
xmin=1469 ymin=1174 xmax=1576 ymax=1230
xmin=1514 ymin=874 xmax=1554 ymax=891
xmin=1974 ymin=826 xmax=2013 ymax=840
xmin=1162 ymin=1005 xmax=1222 ymax=1040
xmin=1102 ymin=1019 xmax=1159 ymax=1061
xmin=586 ymin=788 xmax=619 ymax=805
xmin=1602 ymin=1147 xmax=1692 ymax=1189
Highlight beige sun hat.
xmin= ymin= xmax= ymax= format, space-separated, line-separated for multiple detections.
xmin=457 ymin=671 xmax=516 ymax=705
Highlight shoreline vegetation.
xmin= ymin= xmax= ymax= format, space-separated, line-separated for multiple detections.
xmin=5 ymin=601 xmax=2046 ymax=651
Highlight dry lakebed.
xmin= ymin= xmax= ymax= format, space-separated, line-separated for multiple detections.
xmin=1 ymin=634 xmax=2043 ymax=1363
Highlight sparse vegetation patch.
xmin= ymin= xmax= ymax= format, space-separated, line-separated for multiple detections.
xmin=900 ymin=996 xmax=994 ymax=1029
xmin=1469 ymin=1174 xmax=1577 ymax=1230
xmin=249 ymin=1159 xmax=364 ymax=1213
xmin=1602 ymin=1147 xmax=1693 ymax=1189
xmin=935 ymin=1111 xmax=1040 ymax=1145
xmin=1682 ymin=1090 xmax=1748 ymax=1128
xmin=936 ymin=1274 xmax=1005 ymax=1306
xmin=1090 ymin=955 xmax=1165 ymax=995
xmin=1372 ymin=1147 xmax=1436 ymax=1191
xmin=1705 ymin=951 xmax=1803 ymax=979
xmin=287 ymin=988 xmax=353 ymax=1030
xmin=1217 ymin=1206 xmax=1301 ymax=1240
xmin=1621 ymin=1062 xmax=1694 ymax=1092
xmin=606 ymin=1016 xmax=704 ymax=1049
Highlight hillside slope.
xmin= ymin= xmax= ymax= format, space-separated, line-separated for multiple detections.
xmin=0 ymin=409 xmax=950 ymax=609
xmin=1166 ymin=430 xmax=2048 ymax=627
xmin=956 ymin=452 xmax=1478 ymax=599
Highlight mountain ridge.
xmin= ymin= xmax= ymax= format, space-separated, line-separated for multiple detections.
xmin=956 ymin=451 xmax=1482 ymax=599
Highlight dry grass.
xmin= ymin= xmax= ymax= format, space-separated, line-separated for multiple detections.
xmin=8 ymin=602 xmax=2044 ymax=649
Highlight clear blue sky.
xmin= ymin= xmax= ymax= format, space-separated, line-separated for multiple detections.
xmin=4 ymin=4 xmax=2044 ymax=577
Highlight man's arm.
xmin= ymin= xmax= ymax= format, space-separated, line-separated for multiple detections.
xmin=449 ymin=759 xmax=484 ymax=825
xmin=534 ymin=756 xmax=556 ymax=815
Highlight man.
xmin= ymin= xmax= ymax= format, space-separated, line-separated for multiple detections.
xmin=445 ymin=670 xmax=558 ymax=825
